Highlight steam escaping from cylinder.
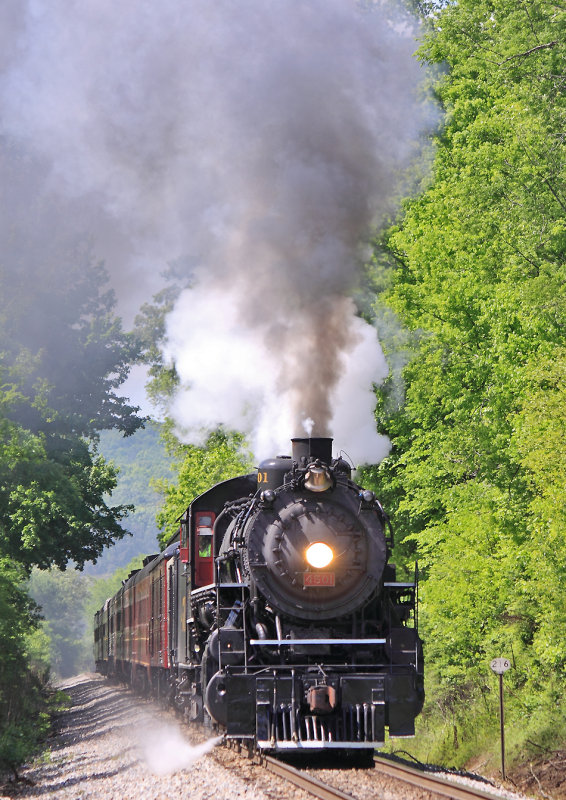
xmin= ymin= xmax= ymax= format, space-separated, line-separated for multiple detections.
xmin=0 ymin=0 xmax=432 ymax=465
xmin=139 ymin=727 xmax=221 ymax=775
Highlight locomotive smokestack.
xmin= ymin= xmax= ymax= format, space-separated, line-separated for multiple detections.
xmin=291 ymin=437 xmax=333 ymax=466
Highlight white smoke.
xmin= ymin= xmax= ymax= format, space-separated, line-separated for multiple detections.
xmin=166 ymin=290 xmax=390 ymax=463
xmin=0 ymin=0 xmax=431 ymax=463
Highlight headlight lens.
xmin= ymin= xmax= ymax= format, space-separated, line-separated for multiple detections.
xmin=305 ymin=542 xmax=334 ymax=569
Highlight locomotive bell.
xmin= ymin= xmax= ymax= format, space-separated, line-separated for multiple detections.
xmin=304 ymin=461 xmax=332 ymax=492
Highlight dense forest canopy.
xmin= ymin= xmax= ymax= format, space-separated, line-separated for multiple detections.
xmin=361 ymin=0 xmax=566 ymax=763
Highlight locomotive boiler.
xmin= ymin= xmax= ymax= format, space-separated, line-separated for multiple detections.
xmin=94 ymin=437 xmax=423 ymax=757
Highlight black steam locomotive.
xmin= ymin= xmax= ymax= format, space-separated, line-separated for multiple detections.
xmin=94 ymin=437 xmax=423 ymax=756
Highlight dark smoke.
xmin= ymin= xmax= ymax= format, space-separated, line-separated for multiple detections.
xmin=0 ymin=0 xmax=431 ymax=462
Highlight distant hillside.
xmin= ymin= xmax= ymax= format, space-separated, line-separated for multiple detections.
xmin=85 ymin=422 xmax=174 ymax=575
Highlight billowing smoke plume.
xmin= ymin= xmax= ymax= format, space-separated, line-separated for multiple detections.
xmin=0 ymin=0 xmax=429 ymax=464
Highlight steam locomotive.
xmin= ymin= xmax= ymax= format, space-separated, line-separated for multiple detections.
xmin=94 ymin=437 xmax=423 ymax=756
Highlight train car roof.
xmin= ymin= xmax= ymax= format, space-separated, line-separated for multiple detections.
xmin=93 ymin=540 xmax=179 ymax=616
xmin=189 ymin=473 xmax=256 ymax=513
xmin=165 ymin=473 xmax=256 ymax=548
xmin=121 ymin=539 xmax=180 ymax=590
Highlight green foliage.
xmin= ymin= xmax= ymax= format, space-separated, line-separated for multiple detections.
xmin=92 ymin=423 xmax=174 ymax=573
xmin=133 ymin=280 xmax=187 ymax=411
xmin=0 ymin=673 xmax=70 ymax=777
xmin=26 ymin=555 xmax=146 ymax=685
xmin=0 ymin=252 xmax=146 ymax=572
xmin=0 ymin=561 xmax=38 ymax=668
xmin=368 ymin=0 xmax=566 ymax=769
xmin=28 ymin=569 xmax=94 ymax=678
xmin=0 ymin=216 xmax=146 ymax=769
xmin=134 ymin=288 xmax=180 ymax=406
xmin=24 ymin=625 xmax=52 ymax=680
xmin=0 ymin=418 xmax=133 ymax=571
xmin=0 ymin=686 xmax=50 ymax=775
xmin=0 ymin=559 xmax=49 ymax=773
xmin=156 ymin=427 xmax=253 ymax=548
xmin=394 ymin=669 xmax=566 ymax=771
xmin=509 ymin=351 xmax=566 ymax=678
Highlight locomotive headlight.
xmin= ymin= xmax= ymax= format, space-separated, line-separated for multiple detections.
xmin=305 ymin=542 xmax=334 ymax=569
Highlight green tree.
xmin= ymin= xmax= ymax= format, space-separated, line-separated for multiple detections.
xmin=156 ymin=428 xmax=253 ymax=548
xmin=0 ymin=250 xmax=146 ymax=572
xmin=0 ymin=559 xmax=48 ymax=774
xmin=92 ymin=423 xmax=174 ymax=574
xmin=134 ymin=285 xmax=182 ymax=410
xmin=0 ymin=202 xmax=147 ymax=767
xmin=28 ymin=569 xmax=93 ymax=678
xmin=364 ymin=0 xmax=566 ymax=757
xmin=133 ymin=264 xmax=193 ymax=411
xmin=509 ymin=351 xmax=566 ymax=677
xmin=0 ymin=411 xmax=133 ymax=572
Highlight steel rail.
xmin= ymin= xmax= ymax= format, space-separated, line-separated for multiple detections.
xmin=258 ymin=754 xmax=356 ymax=800
xmin=373 ymin=755 xmax=506 ymax=800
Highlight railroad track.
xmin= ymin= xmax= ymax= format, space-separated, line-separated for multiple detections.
xmin=372 ymin=755 xmax=508 ymax=800
xmin=254 ymin=750 xmax=513 ymax=800
xmin=258 ymin=754 xmax=356 ymax=800
xmin=90 ymin=679 xmax=516 ymax=800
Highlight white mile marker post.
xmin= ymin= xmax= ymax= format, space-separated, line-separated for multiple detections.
xmin=490 ymin=657 xmax=511 ymax=781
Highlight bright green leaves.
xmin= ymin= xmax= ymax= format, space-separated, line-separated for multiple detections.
xmin=508 ymin=351 xmax=566 ymax=675
xmin=512 ymin=351 xmax=566 ymax=511
xmin=417 ymin=480 xmax=532 ymax=677
xmin=0 ymin=424 xmax=131 ymax=571
xmin=155 ymin=428 xmax=253 ymax=548
xmin=369 ymin=0 xmax=566 ymax=706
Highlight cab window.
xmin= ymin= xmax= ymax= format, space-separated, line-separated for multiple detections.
xmin=194 ymin=512 xmax=215 ymax=587
xmin=198 ymin=527 xmax=213 ymax=557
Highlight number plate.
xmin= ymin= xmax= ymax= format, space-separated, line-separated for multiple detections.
xmin=490 ymin=658 xmax=511 ymax=674
xmin=304 ymin=572 xmax=335 ymax=587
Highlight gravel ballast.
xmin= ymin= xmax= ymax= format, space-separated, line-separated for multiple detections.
xmin=0 ymin=675 xmax=283 ymax=800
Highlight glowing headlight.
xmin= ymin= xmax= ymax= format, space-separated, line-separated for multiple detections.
xmin=305 ymin=542 xmax=334 ymax=569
